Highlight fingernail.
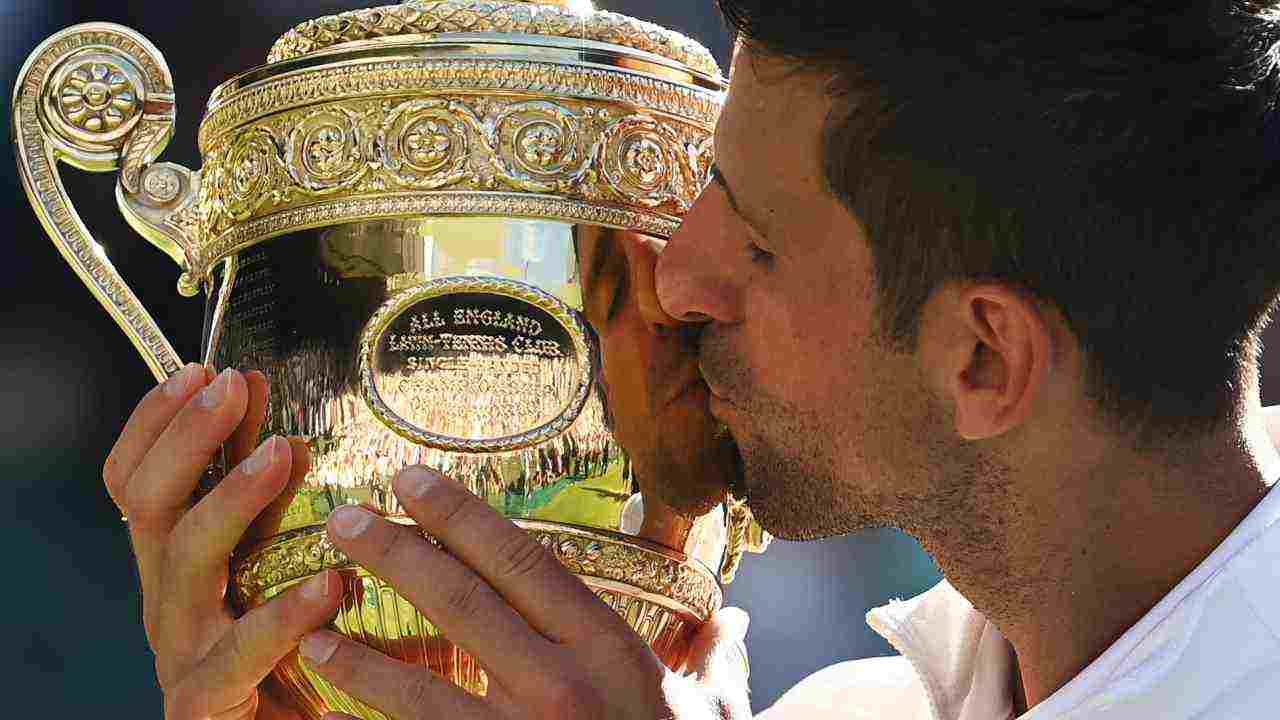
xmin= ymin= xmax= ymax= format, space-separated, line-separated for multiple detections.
xmin=395 ymin=466 xmax=440 ymax=501
xmin=241 ymin=436 xmax=278 ymax=476
xmin=329 ymin=505 xmax=373 ymax=539
xmin=301 ymin=571 xmax=331 ymax=602
xmin=196 ymin=368 xmax=235 ymax=409
xmin=164 ymin=363 xmax=203 ymax=398
xmin=300 ymin=631 xmax=339 ymax=665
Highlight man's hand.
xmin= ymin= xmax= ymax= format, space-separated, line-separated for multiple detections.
xmin=103 ymin=364 xmax=344 ymax=720
xmin=299 ymin=466 xmax=752 ymax=720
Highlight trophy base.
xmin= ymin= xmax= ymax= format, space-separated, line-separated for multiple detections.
xmin=233 ymin=519 xmax=722 ymax=720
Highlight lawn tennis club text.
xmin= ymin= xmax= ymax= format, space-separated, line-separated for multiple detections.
xmin=386 ymin=305 xmax=565 ymax=363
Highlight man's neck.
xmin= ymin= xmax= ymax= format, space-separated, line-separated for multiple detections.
xmin=930 ymin=409 xmax=1279 ymax=710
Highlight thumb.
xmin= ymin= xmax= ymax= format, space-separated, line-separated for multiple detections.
xmin=685 ymin=607 xmax=751 ymax=689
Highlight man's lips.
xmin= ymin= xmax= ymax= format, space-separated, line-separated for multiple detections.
xmin=697 ymin=367 xmax=734 ymax=407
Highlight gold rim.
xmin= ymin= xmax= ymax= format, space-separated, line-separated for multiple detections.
xmin=266 ymin=0 xmax=722 ymax=78
xmin=233 ymin=519 xmax=722 ymax=621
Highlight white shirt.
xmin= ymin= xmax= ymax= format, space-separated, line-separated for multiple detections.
xmin=758 ymin=484 xmax=1280 ymax=720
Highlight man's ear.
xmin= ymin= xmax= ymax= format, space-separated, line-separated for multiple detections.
xmin=927 ymin=284 xmax=1053 ymax=440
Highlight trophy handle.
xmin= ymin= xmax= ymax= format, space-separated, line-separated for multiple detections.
xmin=719 ymin=496 xmax=773 ymax=584
xmin=12 ymin=22 xmax=193 ymax=382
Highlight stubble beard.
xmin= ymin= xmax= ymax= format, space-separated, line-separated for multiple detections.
xmin=701 ymin=327 xmax=1018 ymax=584
xmin=700 ymin=329 xmax=900 ymax=540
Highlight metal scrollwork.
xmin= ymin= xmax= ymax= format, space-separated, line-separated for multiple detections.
xmin=189 ymin=94 xmax=711 ymax=281
xmin=14 ymin=23 xmax=185 ymax=382
xmin=219 ymin=128 xmax=281 ymax=220
xmin=287 ymin=106 xmax=370 ymax=193
xmin=381 ymin=99 xmax=475 ymax=189
xmin=234 ymin=522 xmax=720 ymax=621
xmin=266 ymin=0 xmax=722 ymax=79
xmin=601 ymin=114 xmax=692 ymax=212
xmin=48 ymin=53 xmax=145 ymax=145
xmin=490 ymin=100 xmax=596 ymax=191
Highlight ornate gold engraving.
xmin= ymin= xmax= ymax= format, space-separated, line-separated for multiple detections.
xmin=14 ymin=23 xmax=183 ymax=382
xmin=185 ymin=91 xmax=712 ymax=281
xmin=233 ymin=521 xmax=721 ymax=621
xmin=200 ymin=58 xmax=721 ymax=151
xmin=719 ymin=496 xmax=773 ymax=584
xmin=51 ymin=56 xmax=142 ymax=140
xmin=267 ymin=0 xmax=721 ymax=79
xmin=235 ymin=519 xmax=718 ymax=715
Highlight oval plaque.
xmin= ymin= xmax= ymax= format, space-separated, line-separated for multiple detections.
xmin=359 ymin=276 xmax=593 ymax=453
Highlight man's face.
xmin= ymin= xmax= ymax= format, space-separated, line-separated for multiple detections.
xmin=575 ymin=226 xmax=739 ymax=517
xmin=656 ymin=43 xmax=955 ymax=541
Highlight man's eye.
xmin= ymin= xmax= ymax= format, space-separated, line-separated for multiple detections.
xmin=747 ymin=241 xmax=774 ymax=265
xmin=607 ymin=273 xmax=628 ymax=320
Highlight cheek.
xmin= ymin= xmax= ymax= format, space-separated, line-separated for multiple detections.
xmin=744 ymin=258 xmax=878 ymax=411
xmin=599 ymin=323 xmax=652 ymax=424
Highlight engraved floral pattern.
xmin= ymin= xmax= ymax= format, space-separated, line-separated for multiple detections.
xmin=306 ymin=127 xmax=344 ymax=173
xmin=404 ymin=120 xmax=453 ymax=167
xmin=234 ymin=524 xmax=720 ymax=619
xmin=624 ymin=137 xmax=665 ymax=187
xmin=188 ymin=60 xmax=722 ymax=280
xmin=381 ymin=99 xmax=474 ymax=188
xmin=518 ymin=123 xmax=562 ymax=170
xmin=287 ymin=108 xmax=368 ymax=192
xmin=58 ymin=61 xmax=139 ymax=134
xmin=490 ymin=101 xmax=592 ymax=188
xmin=600 ymin=116 xmax=691 ymax=211
xmin=142 ymin=166 xmax=182 ymax=203
xmin=219 ymin=129 xmax=279 ymax=220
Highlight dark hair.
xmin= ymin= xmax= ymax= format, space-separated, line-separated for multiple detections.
xmin=718 ymin=0 xmax=1280 ymax=437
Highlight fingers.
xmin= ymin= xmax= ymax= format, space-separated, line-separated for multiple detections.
xmin=168 ymin=435 xmax=293 ymax=610
xmin=242 ymin=437 xmax=312 ymax=549
xmin=389 ymin=466 xmax=625 ymax=645
xmin=125 ymin=368 xmax=250 ymax=574
xmin=103 ymin=362 xmax=208 ymax=509
xmin=322 ymin=503 xmax=555 ymax=694
xmin=299 ymin=629 xmax=495 ymax=720
xmin=226 ymin=370 xmax=271 ymax=466
xmin=165 ymin=570 xmax=343 ymax=720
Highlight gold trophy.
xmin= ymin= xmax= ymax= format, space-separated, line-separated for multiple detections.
xmin=13 ymin=1 xmax=769 ymax=717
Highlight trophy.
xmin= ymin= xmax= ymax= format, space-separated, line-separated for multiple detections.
xmin=13 ymin=1 xmax=770 ymax=717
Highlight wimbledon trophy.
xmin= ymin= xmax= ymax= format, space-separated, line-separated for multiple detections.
xmin=13 ymin=1 xmax=770 ymax=717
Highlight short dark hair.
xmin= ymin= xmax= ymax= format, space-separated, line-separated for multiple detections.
xmin=718 ymin=0 xmax=1280 ymax=438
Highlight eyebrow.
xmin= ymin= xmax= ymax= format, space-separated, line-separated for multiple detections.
xmin=709 ymin=162 xmax=769 ymax=237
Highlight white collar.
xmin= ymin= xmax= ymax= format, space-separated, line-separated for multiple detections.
xmin=866 ymin=483 xmax=1280 ymax=720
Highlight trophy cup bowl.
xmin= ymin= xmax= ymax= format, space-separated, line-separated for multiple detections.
xmin=13 ymin=2 xmax=769 ymax=718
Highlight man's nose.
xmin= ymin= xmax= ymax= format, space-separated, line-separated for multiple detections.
xmin=626 ymin=234 xmax=684 ymax=336
xmin=655 ymin=192 xmax=739 ymax=325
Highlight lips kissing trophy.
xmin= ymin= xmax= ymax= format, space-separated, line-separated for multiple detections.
xmin=13 ymin=1 xmax=771 ymax=717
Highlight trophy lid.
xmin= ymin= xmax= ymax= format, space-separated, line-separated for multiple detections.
xmin=268 ymin=0 xmax=721 ymax=79
xmin=172 ymin=0 xmax=725 ymax=288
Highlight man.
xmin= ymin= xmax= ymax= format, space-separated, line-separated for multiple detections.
xmin=105 ymin=0 xmax=1280 ymax=718
xmin=656 ymin=1 xmax=1280 ymax=717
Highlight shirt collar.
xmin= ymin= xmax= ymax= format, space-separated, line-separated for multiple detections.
xmin=865 ymin=483 xmax=1280 ymax=720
